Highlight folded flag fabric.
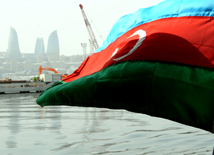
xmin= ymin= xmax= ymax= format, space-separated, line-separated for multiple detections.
xmin=37 ymin=0 xmax=214 ymax=133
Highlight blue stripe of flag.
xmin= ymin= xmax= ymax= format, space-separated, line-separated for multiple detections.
xmin=96 ymin=0 xmax=214 ymax=53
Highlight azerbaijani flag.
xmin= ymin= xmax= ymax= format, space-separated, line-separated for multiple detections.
xmin=37 ymin=0 xmax=214 ymax=133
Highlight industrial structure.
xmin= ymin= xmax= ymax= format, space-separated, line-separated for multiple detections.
xmin=79 ymin=4 xmax=99 ymax=51
xmin=81 ymin=43 xmax=87 ymax=60
xmin=89 ymin=39 xmax=94 ymax=54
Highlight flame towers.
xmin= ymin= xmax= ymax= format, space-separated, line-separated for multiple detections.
xmin=34 ymin=37 xmax=45 ymax=57
xmin=7 ymin=27 xmax=22 ymax=59
xmin=46 ymin=30 xmax=59 ymax=60
xmin=5 ymin=28 xmax=60 ymax=61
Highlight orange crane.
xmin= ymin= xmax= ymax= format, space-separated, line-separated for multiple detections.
xmin=39 ymin=66 xmax=68 ymax=79
xmin=39 ymin=66 xmax=59 ymax=75
xmin=79 ymin=4 xmax=99 ymax=51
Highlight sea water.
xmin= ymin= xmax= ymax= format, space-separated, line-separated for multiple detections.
xmin=0 ymin=93 xmax=213 ymax=155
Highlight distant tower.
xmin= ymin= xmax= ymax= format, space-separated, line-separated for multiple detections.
xmin=81 ymin=43 xmax=87 ymax=60
xmin=89 ymin=39 xmax=94 ymax=55
xmin=34 ymin=36 xmax=45 ymax=57
xmin=7 ymin=27 xmax=22 ymax=59
xmin=46 ymin=30 xmax=59 ymax=61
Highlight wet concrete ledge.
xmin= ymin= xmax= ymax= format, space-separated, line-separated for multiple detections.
xmin=0 ymin=82 xmax=54 ymax=94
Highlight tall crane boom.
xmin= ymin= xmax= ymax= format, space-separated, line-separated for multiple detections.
xmin=79 ymin=4 xmax=99 ymax=51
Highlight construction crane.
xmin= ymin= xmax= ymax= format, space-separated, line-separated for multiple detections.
xmin=79 ymin=4 xmax=99 ymax=51
xmin=39 ymin=66 xmax=68 ymax=79
xmin=39 ymin=66 xmax=59 ymax=75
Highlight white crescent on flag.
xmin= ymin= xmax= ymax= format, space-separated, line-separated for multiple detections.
xmin=112 ymin=29 xmax=147 ymax=61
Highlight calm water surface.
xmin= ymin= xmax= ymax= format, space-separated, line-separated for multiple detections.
xmin=0 ymin=93 xmax=213 ymax=155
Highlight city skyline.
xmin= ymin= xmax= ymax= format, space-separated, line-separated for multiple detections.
xmin=5 ymin=27 xmax=61 ymax=57
xmin=0 ymin=0 xmax=164 ymax=56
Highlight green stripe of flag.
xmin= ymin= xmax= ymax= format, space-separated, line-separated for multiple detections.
xmin=37 ymin=61 xmax=214 ymax=132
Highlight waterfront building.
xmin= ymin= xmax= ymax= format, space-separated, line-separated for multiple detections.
xmin=10 ymin=60 xmax=18 ymax=71
xmin=24 ymin=60 xmax=32 ymax=71
xmin=7 ymin=27 xmax=22 ymax=59
xmin=46 ymin=30 xmax=59 ymax=61
xmin=34 ymin=37 xmax=45 ymax=57
xmin=0 ymin=51 xmax=6 ymax=57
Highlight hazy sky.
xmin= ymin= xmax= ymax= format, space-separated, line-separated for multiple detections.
xmin=0 ymin=0 xmax=164 ymax=56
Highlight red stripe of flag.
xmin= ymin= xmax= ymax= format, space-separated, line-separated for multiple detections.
xmin=64 ymin=16 xmax=214 ymax=83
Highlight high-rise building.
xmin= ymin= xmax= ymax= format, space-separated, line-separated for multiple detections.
xmin=46 ymin=30 xmax=59 ymax=61
xmin=7 ymin=27 xmax=22 ymax=59
xmin=34 ymin=37 xmax=45 ymax=57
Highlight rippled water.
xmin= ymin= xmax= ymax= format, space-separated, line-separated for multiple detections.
xmin=0 ymin=93 xmax=213 ymax=155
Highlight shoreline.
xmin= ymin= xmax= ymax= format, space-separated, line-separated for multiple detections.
xmin=0 ymin=80 xmax=54 ymax=94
